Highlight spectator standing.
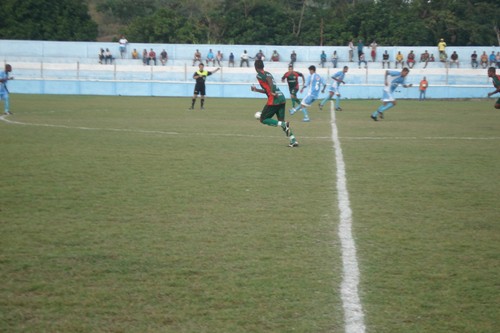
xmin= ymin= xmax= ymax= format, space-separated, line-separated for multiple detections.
xmin=160 ymin=49 xmax=168 ymax=65
xmin=470 ymin=51 xmax=478 ymax=68
xmin=382 ymin=50 xmax=390 ymax=69
xmin=193 ymin=49 xmax=202 ymax=66
xmin=419 ymin=76 xmax=428 ymax=101
xmin=240 ymin=50 xmax=250 ymax=67
xmin=131 ymin=48 xmax=139 ymax=59
xmin=438 ymin=38 xmax=447 ymax=58
xmin=0 ymin=64 xmax=14 ymax=115
xmin=290 ymin=50 xmax=297 ymax=65
xmin=450 ymin=51 xmax=459 ymax=68
xmin=331 ymin=51 xmax=338 ymax=68
xmin=357 ymin=39 xmax=364 ymax=60
xmin=395 ymin=51 xmax=404 ymax=68
xmin=496 ymin=52 xmax=500 ymax=68
xmin=148 ymin=49 xmax=157 ymax=66
xmin=189 ymin=63 xmax=220 ymax=110
xmin=228 ymin=52 xmax=235 ymax=67
xmin=251 ymin=60 xmax=299 ymax=148
xmin=319 ymin=51 xmax=327 ymax=68
xmin=206 ymin=49 xmax=215 ymax=65
xmin=348 ymin=39 xmax=354 ymax=62
xmin=216 ymin=51 xmax=223 ymax=66
xmin=118 ymin=35 xmax=128 ymax=59
xmin=487 ymin=67 xmax=500 ymax=109
xmin=480 ymin=51 xmax=489 ymax=68
xmin=271 ymin=50 xmax=280 ymax=62
xmin=370 ymin=40 xmax=378 ymax=62
xmin=406 ymin=50 xmax=416 ymax=69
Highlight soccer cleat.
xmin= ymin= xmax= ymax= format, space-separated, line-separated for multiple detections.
xmin=201 ymin=106 xmax=205 ymax=110
xmin=188 ymin=106 xmax=194 ymax=110
xmin=336 ymin=107 xmax=343 ymax=111
xmin=282 ymin=121 xmax=290 ymax=137
xmin=288 ymin=141 xmax=299 ymax=148
xmin=378 ymin=111 xmax=384 ymax=119
xmin=303 ymin=117 xmax=310 ymax=122
xmin=370 ymin=114 xmax=378 ymax=121
xmin=289 ymin=108 xmax=297 ymax=115
xmin=4 ymin=111 xmax=12 ymax=115
xmin=319 ymin=104 xmax=323 ymax=111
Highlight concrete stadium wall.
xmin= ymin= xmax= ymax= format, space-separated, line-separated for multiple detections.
xmin=1 ymin=39 xmax=499 ymax=100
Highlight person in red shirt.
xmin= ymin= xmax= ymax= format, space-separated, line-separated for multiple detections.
xmin=147 ymin=49 xmax=157 ymax=66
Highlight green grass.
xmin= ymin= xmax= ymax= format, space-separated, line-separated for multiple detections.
xmin=0 ymin=95 xmax=499 ymax=332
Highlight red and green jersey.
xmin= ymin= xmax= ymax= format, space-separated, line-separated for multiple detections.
xmin=256 ymin=70 xmax=286 ymax=105
xmin=492 ymin=74 xmax=500 ymax=89
xmin=282 ymin=71 xmax=304 ymax=91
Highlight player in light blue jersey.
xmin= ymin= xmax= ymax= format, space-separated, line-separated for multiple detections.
xmin=371 ymin=68 xmax=412 ymax=121
xmin=0 ymin=64 xmax=14 ymax=115
xmin=289 ymin=65 xmax=326 ymax=122
xmin=319 ymin=66 xmax=349 ymax=111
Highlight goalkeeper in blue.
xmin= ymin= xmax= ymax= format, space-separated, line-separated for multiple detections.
xmin=371 ymin=68 xmax=412 ymax=121
xmin=319 ymin=66 xmax=349 ymax=111
xmin=289 ymin=65 xmax=326 ymax=122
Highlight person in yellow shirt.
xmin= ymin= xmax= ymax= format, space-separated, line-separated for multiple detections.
xmin=438 ymin=38 xmax=447 ymax=61
xmin=395 ymin=51 xmax=404 ymax=69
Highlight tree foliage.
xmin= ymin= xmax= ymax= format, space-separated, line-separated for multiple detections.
xmin=1 ymin=0 xmax=499 ymax=46
xmin=0 ymin=0 xmax=98 ymax=41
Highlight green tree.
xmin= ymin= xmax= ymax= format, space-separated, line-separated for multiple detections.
xmin=0 ymin=0 xmax=98 ymax=41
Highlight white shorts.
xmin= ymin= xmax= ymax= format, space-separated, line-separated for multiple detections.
xmin=328 ymin=85 xmax=340 ymax=95
xmin=301 ymin=94 xmax=318 ymax=106
xmin=381 ymin=86 xmax=395 ymax=102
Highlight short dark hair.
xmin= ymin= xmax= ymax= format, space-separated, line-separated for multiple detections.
xmin=308 ymin=65 xmax=316 ymax=71
xmin=255 ymin=59 xmax=264 ymax=69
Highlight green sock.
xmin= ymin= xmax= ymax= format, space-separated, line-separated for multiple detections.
xmin=262 ymin=118 xmax=278 ymax=127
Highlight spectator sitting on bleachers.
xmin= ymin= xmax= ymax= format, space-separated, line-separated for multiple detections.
xmin=160 ymin=49 xmax=168 ymax=65
xmin=98 ymin=48 xmax=105 ymax=64
xmin=148 ymin=49 xmax=157 ymax=66
xmin=496 ymin=52 xmax=500 ymax=68
xmin=429 ymin=54 xmax=435 ymax=62
xmin=216 ymin=51 xmax=223 ymax=66
xmin=358 ymin=52 xmax=367 ymax=69
xmin=488 ymin=51 xmax=496 ymax=66
xmin=407 ymin=50 xmax=416 ymax=69
xmin=193 ymin=49 xmax=202 ymax=66
xmin=271 ymin=50 xmax=280 ymax=62
xmin=131 ymin=48 xmax=139 ymax=59
xmin=206 ymin=49 xmax=215 ymax=65
xmin=142 ymin=49 xmax=148 ymax=65
xmin=382 ymin=50 xmax=390 ymax=69
xmin=395 ymin=51 xmax=404 ymax=69
xmin=420 ymin=50 xmax=429 ymax=68
xmin=240 ymin=50 xmax=250 ymax=67
xmin=480 ymin=51 xmax=488 ymax=68
xmin=450 ymin=51 xmax=459 ymax=68
xmin=253 ymin=50 xmax=265 ymax=61
xmin=104 ymin=48 xmax=113 ymax=64
xmin=470 ymin=51 xmax=478 ymax=69
xmin=228 ymin=52 xmax=235 ymax=67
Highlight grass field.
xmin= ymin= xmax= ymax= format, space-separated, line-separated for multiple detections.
xmin=1 ymin=95 xmax=499 ymax=333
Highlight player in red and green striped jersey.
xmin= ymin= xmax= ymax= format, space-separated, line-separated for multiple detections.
xmin=281 ymin=65 xmax=305 ymax=108
xmin=487 ymin=67 xmax=500 ymax=109
xmin=252 ymin=60 xmax=299 ymax=147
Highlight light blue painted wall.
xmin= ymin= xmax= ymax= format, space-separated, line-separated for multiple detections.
xmin=1 ymin=40 xmax=498 ymax=99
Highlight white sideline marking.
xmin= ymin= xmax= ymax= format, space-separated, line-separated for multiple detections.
xmin=330 ymin=103 xmax=366 ymax=333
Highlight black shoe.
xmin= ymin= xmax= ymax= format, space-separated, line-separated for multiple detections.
xmin=336 ymin=107 xmax=342 ymax=111
xmin=188 ymin=106 xmax=194 ymax=110
xmin=370 ymin=114 xmax=378 ymax=121
xmin=378 ymin=112 xmax=384 ymax=119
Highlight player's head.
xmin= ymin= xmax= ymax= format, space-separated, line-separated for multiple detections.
xmin=343 ymin=66 xmax=349 ymax=73
xmin=288 ymin=64 xmax=294 ymax=71
xmin=198 ymin=63 xmax=204 ymax=68
xmin=308 ymin=65 xmax=316 ymax=73
xmin=5 ymin=64 xmax=12 ymax=72
xmin=401 ymin=67 xmax=410 ymax=77
xmin=254 ymin=59 xmax=264 ymax=70
xmin=488 ymin=67 xmax=496 ymax=78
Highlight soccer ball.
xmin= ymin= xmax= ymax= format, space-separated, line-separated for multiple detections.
xmin=254 ymin=111 xmax=262 ymax=119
